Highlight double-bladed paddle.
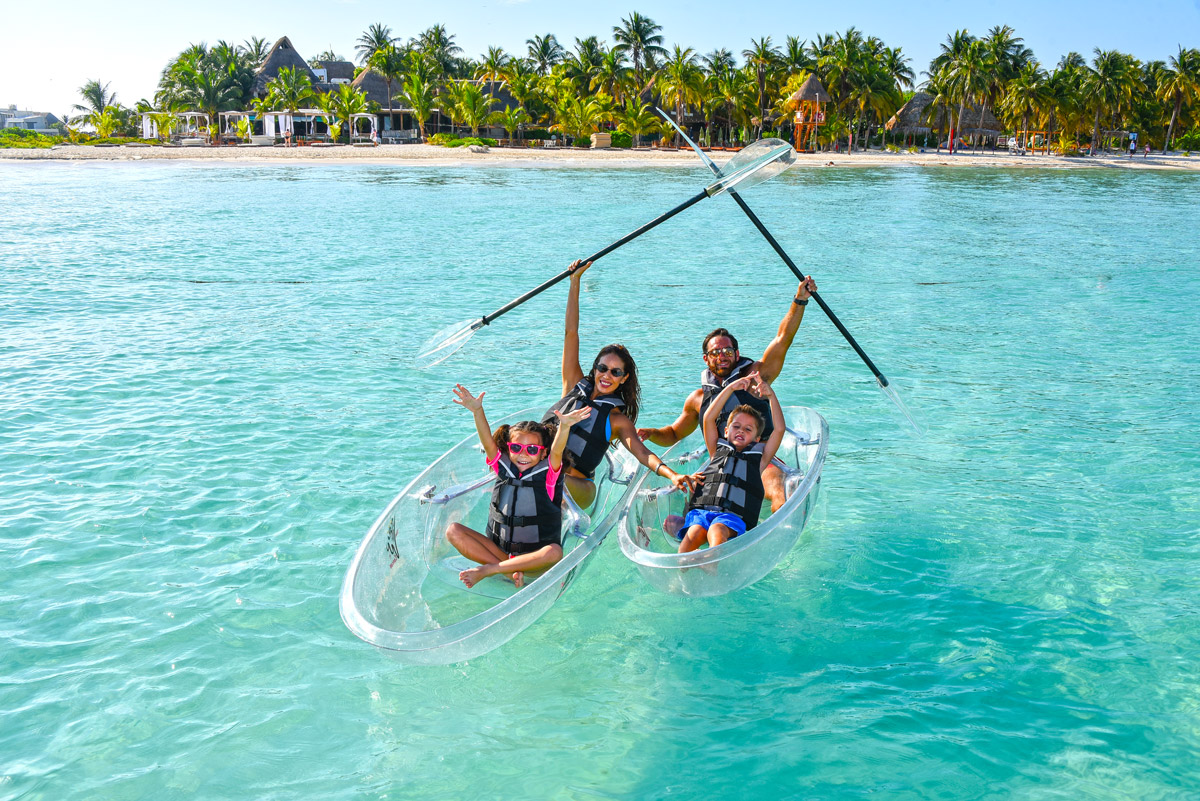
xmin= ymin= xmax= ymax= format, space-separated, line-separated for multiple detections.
xmin=656 ymin=110 xmax=923 ymax=434
xmin=416 ymin=140 xmax=797 ymax=366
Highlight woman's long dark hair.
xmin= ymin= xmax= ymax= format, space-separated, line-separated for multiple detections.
xmin=589 ymin=344 xmax=641 ymax=424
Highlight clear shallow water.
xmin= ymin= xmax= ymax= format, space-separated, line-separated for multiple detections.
xmin=2 ymin=160 xmax=1198 ymax=800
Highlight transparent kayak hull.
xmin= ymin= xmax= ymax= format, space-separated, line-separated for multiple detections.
xmin=616 ymin=406 xmax=828 ymax=597
xmin=340 ymin=410 xmax=640 ymax=665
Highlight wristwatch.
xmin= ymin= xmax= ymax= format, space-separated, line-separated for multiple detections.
xmin=793 ymin=296 xmax=808 ymax=306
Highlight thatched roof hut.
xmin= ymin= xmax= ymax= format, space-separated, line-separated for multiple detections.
xmin=350 ymin=68 xmax=397 ymax=106
xmin=253 ymin=37 xmax=319 ymax=97
xmin=788 ymin=74 xmax=831 ymax=104
xmin=319 ymin=60 xmax=355 ymax=83
xmin=886 ymin=92 xmax=1003 ymax=135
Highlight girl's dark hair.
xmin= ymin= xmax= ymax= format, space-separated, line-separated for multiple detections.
xmin=493 ymin=420 xmax=557 ymax=452
xmin=590 ymin=344 xmax=641 ymax=424
xmin=727 ymin=404 xmax=765 ymax=439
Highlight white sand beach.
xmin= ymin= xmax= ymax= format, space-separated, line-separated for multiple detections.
xmin=3 ymin=143 xmax=1198 ymax=171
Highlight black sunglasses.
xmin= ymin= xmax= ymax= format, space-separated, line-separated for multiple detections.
xmin=594 ymin=363 xmax=626 ymax=378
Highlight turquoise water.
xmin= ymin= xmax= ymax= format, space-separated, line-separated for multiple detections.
xmin=2 ymin=160 xmax=1198 ymax=799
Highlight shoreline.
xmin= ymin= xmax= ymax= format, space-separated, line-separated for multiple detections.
xmin=2 ymin=143 xmax=1198 ymax=171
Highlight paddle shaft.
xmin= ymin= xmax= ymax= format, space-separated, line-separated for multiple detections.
xmin=726 ymin=189 xmax=890 ymax=387
xmin=480 ymin=188 xmax=709 ymax=326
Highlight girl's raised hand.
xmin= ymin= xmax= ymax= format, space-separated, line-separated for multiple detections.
xmin=751 ymin=373 xmax=775 ymax=398
xmin=452 ymin=384 xmax=485 ymax=412
xmin=555 ymin=406 xmax=593 ymax=428
xmin=568 ymin=259 xmax=592 ymax=279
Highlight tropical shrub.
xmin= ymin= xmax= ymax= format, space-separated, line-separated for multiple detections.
xmin=572 ymin=136 xmax=591 ymax=147
xmin=610 ymin=131 xmax=632 ymax=148
xmin=885 ymin=143 xmax=900 ymax=153
xmin=523 ymin=128 xmax=551 ymax=140
xmin=80 ymin=137 xmax=159 ymax=145
xmin=0 ymin=129 xmax=60 ymax=148
xmin=439 ymin=136 xmax=499 ymax=148
xmin=429 ymin=132 xmax=457 ymax=145
xmin=1171 ymin=129 xmax=1200 ymax=150
xmin=907 ymin=146 xmax=918 ymax=154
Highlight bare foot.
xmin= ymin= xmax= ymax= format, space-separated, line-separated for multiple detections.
xmin=662 ymin=514 xmax=685 ymax=541
xmin=459 ymin=565 xmax=491 ymax=588
xmin=510 ymin=572 xmax=524 ymax=588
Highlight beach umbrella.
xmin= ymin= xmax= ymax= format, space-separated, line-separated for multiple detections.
xmin=417 ymin=140 xmax=797 ymax=366
xmin=656 ymin=110 xmax=923 ymax=434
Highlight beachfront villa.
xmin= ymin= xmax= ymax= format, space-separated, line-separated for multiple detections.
xmin=2 ymin=106 xmax=60 ymax=135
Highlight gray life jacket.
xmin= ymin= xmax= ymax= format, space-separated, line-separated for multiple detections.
xmin=686 ymin=439 xmax=766 ymax=529
xmin=699 ymin=357 xmax=775 ymax=442
xmin=543 ymin=377 xmax=624 ymax=478
xmin=485 ymin=454 xmax=563 ymax=553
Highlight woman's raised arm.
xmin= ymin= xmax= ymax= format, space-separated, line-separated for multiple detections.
xmin=560 ymin=260 xmax=591 ymax=395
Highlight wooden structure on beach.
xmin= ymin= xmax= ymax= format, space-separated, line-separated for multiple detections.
xmin=886 ymin=92 xmax=1003 ymax=149
xmin=789 ymin=75 xmax=831 ymax=153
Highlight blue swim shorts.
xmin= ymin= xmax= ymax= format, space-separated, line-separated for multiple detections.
xmin=683 ymin=508 xmax=748 ymax=538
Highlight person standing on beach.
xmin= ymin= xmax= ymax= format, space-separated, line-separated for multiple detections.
xmin=636 ymin=275 xmax=817 ymax=514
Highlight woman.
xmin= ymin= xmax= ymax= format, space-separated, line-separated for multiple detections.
xmin=544 ymin=260 xmax=695 ymax=508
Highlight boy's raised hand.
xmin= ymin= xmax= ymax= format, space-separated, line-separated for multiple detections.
xmin=555 ymin=406 xmax=592 ymax=428
xmin=452 ymin=384 xmax=485 ymax=412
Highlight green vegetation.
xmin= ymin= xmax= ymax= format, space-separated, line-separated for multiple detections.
xmin=0 ymin=129 xmax=60 ymax=148
xmin=71 ymin=17 xmax=1195 ymax=153
xmin=429 ymin=134 xmax=497 ymax=147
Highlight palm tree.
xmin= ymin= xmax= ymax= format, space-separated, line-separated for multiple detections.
xmin=73 ymin=79 xmax=118 ymax=121
xmin=454 ymin=82 xmax=497 ymax=136
xmin=356 ymin=23 xmax=394 ymax=65
xmin=781 ymin=36 xmax=811 ymax=78
xmin=565 ymin=36 xmax=605 ymax=86
xmin=592 ymin=49 xmax=631 ymax=103
xmin=702 ymin=49 xmax=736 ymax=77
xmin=89 ymin=106 xmax=122 ymax=139
xmin=476 ymin=47 xmax=511 ymax=84
xmin=617 ymin=96 xmax=661 ymax=147
xmin=490 ymin=105 xmax=531 ymax=142
xmin=526 ymin=34 xmax=565 ymax=75
xmin=553 ymin=95 xmax=611 ymax=143
xmin=369 ymin=45 xmax=407 ymax=128
xmin=179 ymin=65 xmax=239 ymax=142
xmin=399 ymin=73 xmax=436 ymax=141
xmin=742 ymin=37 xmax=780 ymax=137
xmin=658 ymin=46 xmax=703 ymax=144
xmin=414 ymin=25 xmax=463 ymax=78
xmin=266 ymin=66 xmax=315 ymax=144
xmin=1083 ymin=48 xmax=1138 ymax=153
xmin=612 ymin=12 xmax=666 ymax=90
xmin=1157 ymin=46 xmax=1200 ymax=153
xmin=329 ymin=83 xmax=370 ymax=142
xmin=242 ymin=37 xmax=270 ymax=70
xmin=1000 ymin=61 xmax=1051 ymax=149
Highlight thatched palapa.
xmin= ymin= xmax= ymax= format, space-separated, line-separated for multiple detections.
xmin=886 ymin=92 xmax=1003 ymax=136
xmin=788 ymin=74 xmax=831 ymax=105
xmin=253 ymin=37 xmax=320 ymax=97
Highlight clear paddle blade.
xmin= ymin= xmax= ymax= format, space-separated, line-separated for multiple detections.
xmin=705 ymin=141 xmax=796 ymax=197
xmin=877 ymin=375 xmax=926 ymax=437
xmin=417 ymin=318 xmax=483 ymax=367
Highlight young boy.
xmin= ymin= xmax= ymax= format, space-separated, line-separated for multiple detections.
xmin=677 ymin=371 xmax=786 ymax=553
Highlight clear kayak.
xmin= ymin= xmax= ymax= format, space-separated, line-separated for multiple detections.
xmin=340 ymin=409 xmax=641 ymax=665
xmin=616 ymin=406 xmax=828 ymax=597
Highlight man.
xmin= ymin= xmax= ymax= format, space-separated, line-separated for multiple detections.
xmin=637 ymin=275 xmax=817 ymax=513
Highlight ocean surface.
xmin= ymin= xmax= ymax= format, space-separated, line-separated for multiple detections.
xmin=2 ymin=159 xmax=1198 ymax=800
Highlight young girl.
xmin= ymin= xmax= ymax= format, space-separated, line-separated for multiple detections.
xmin=446 ymin=384 xmax=592 ymax=589
xmin=678 ymin=371 xmax=786 ymax=553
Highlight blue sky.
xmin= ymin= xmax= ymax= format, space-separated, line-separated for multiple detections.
xmin=5 ymin=0 xmax=1199 ymax=116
